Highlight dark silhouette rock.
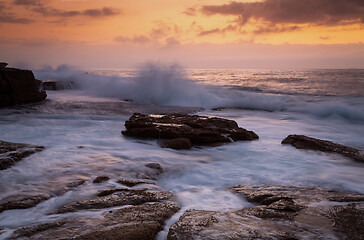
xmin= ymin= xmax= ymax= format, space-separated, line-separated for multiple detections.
xmin=161 ymin=138 xmax=192 ymax=150
xmin=122 ymin=113 xmax=258 ymax=148
xmin=93 ymin=176 xmax=110 ymax=184
xmin=0 ymin=66 xmax=46 ymax=107
xmin=282 ymin=134 xmax=364 ymax=162
xmin=0 ymin=140 xmax=44 ymax=170
xmin=168 ymin=185 xmax=364 ymax=240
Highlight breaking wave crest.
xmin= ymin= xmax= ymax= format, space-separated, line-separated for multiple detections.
xmin=34 ymin=63 xmax=364 ymax=122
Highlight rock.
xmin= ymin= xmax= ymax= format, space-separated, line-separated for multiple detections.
xmin=329 ymin=203 xmax=364 ymax=240
xmin=93 ymin=176 xmax=110 ymax=183
xmin=282 ymin=134 xmax=364 ymax=162
xmin=0 ymin=194 xmax=51 ymax=214
xmin=10 ymin=202 xmax=180 ymax=240
xmin=122 ymin=113 xmax=258 ymax=148
xmin=56 ymin=189 xmax=174 ymax=214
xmin=168 ymin=185 xmax=364 ymax=240
xmin=42 ymin=80 xmax=75 ymax=91
xmin=0 ymin=140 xmax=44 ymax=170
xmin=161 ymin=138 xmax=192 ymax=150
xmin=145 ymin=162 xmax=163 ymax=174
xmin=117 ymin=178 xmax=155 ymax=187
xmin=0 ymin=66 xmax=46 ymax=107
xmin=0 ymin=62 xmax=8 ymax=69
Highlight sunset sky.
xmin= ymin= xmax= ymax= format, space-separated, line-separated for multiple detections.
xmin=1 ymin=0 xmax=363 ymax=69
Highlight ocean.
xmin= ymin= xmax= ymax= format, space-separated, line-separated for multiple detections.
xmin=0 ymin=65 xmax=363 ymax=239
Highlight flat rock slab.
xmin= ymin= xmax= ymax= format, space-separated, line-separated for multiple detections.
xmin=56 ymin=189 xmax=174 ymax=214
xmin=282 ymin=134 xmax=364 ymax=162
xmin=0 ymin=140 xmax=44 ymax=170
xmin=168 ymin=185 xmax=364 ymax=240
xmin=122 ymin=113 xmax=259 ymax=149
xmin=11 ymin=202 xmax=180 ymax=240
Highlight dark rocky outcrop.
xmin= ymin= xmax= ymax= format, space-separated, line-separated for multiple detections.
xmin=11 ymin=202 xmax=179 ymax=240
xmin=0 ymin=64 xmax=46 ymax=107
xmin=122 ymin=113 xmax=259 ymax=149
xmin=0 ymin=140 xmax=44 ymax=170
xmin=168 ymin=185 xmax=364 ymax=240
xmin=282 ymin=134 xmax=364 ymax=162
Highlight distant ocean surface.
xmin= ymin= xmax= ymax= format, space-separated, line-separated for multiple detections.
xmin=0 ymin=66 xmax=363 ymax=239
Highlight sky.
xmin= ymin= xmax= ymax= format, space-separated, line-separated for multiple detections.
xmin=0 ymin=0 xmax=363 ymax=69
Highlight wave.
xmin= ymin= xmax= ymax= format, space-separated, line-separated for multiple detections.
xmin=34 ymin=63 xmax=364 ymax=122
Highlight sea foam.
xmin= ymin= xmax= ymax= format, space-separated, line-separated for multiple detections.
xmin=34 ymin=63 xmax=364 ymax=122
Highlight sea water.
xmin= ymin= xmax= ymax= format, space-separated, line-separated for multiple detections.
xmin=0 ymin=65 xmax=363 ymax=239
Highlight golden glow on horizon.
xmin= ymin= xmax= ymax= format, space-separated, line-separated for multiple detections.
xmin=0 ymin=0 xmax=363 ymax=46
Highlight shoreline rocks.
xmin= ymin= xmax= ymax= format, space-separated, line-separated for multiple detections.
xmin=168 ymin=185 xmax=364 ymax=240
xmin=0 ymin=64 xmax=46 ymax=107
xmin=0 ymin=140 xmax=44 ymax=170
xmin=122 ymin=113 xmax=259 ymax=149
xmin=282 ymin=134 xmax=364 ymax=162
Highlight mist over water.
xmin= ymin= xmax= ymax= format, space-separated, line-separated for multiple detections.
xmin=34 ymin=63 xmax=364 ymax=122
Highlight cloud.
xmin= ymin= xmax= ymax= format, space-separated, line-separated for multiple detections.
xmin=198 ymin=25 xmax=237 ymax=36
xmin=12 ymin=0 xmax=43 ymax=6
xmin=183 ymin=7 xmax=197 ymax=16
xmin=115 ymin=35 xmax=152 ymax=45
xmin=0 ymin=14 xmax=34 ymax=24
xmin=32 ymin=6 xmax=119 ymax=18
xmin=253 ymin=25 xmax=301 ymax=34
xmin=201 ymin=0 xmax=364 ymax=26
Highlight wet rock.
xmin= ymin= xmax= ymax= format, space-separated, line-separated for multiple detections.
xmin=0 ymin=66 xmax=46 ymax=107
xmin=282 ymin=134 xmax=364 ymax=162
xmin=41 ymin=80 xmax=75 ymax=91
xmin=56 ymin=189 xmax=174 ymax=213
xmin=161 ymin=138 xmax=193 ymax=150
xmin=329 ymin=203 xmax=364 ymax=240
xmin=11 ymin=202 xmax=179 ymax=240
xmin=0 ymin=140 xmax=44 ymax=170
xmin=117 ymin=178 xmax=155 ymax=187
xmin=122 ymin=113 xmax=258 ymax=148
xmin=145 ymin=162 xmax=163 ymax=174
xmin=168 ymin=185 xmax=364 ymax=240
xmin=93 ymin=176 xmax=110 ymax=184
xmin=0 ymin=194 xmax=51 ymax=213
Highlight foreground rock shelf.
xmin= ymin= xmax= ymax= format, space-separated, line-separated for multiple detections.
xmin=0 ymin=140 xmax=44 ymax=170
xmin=168 ymin=185 xmax=364 ymax=240
xmin=282 ymin=134 xmax=364 ymax=162
xmin=122 ymin=113 xmax=259 ymax=149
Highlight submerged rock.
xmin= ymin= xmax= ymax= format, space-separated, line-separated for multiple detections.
xmin=117 ymin=178 xmax=155 ymax=187
xmin=122 ymin=113 xmax=259 ymax=149
xmin=0 ymin=140 xmax=44 ymax=170
xmin=168 ymin=185 xmax=364 ymax=240
xmin=0 ymin=65 xmax=46 ymax=107
xmin=41 ymin=80 xmax=76 ymax=91
xmin=282 ymin=134 xmax=364 ymax=162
